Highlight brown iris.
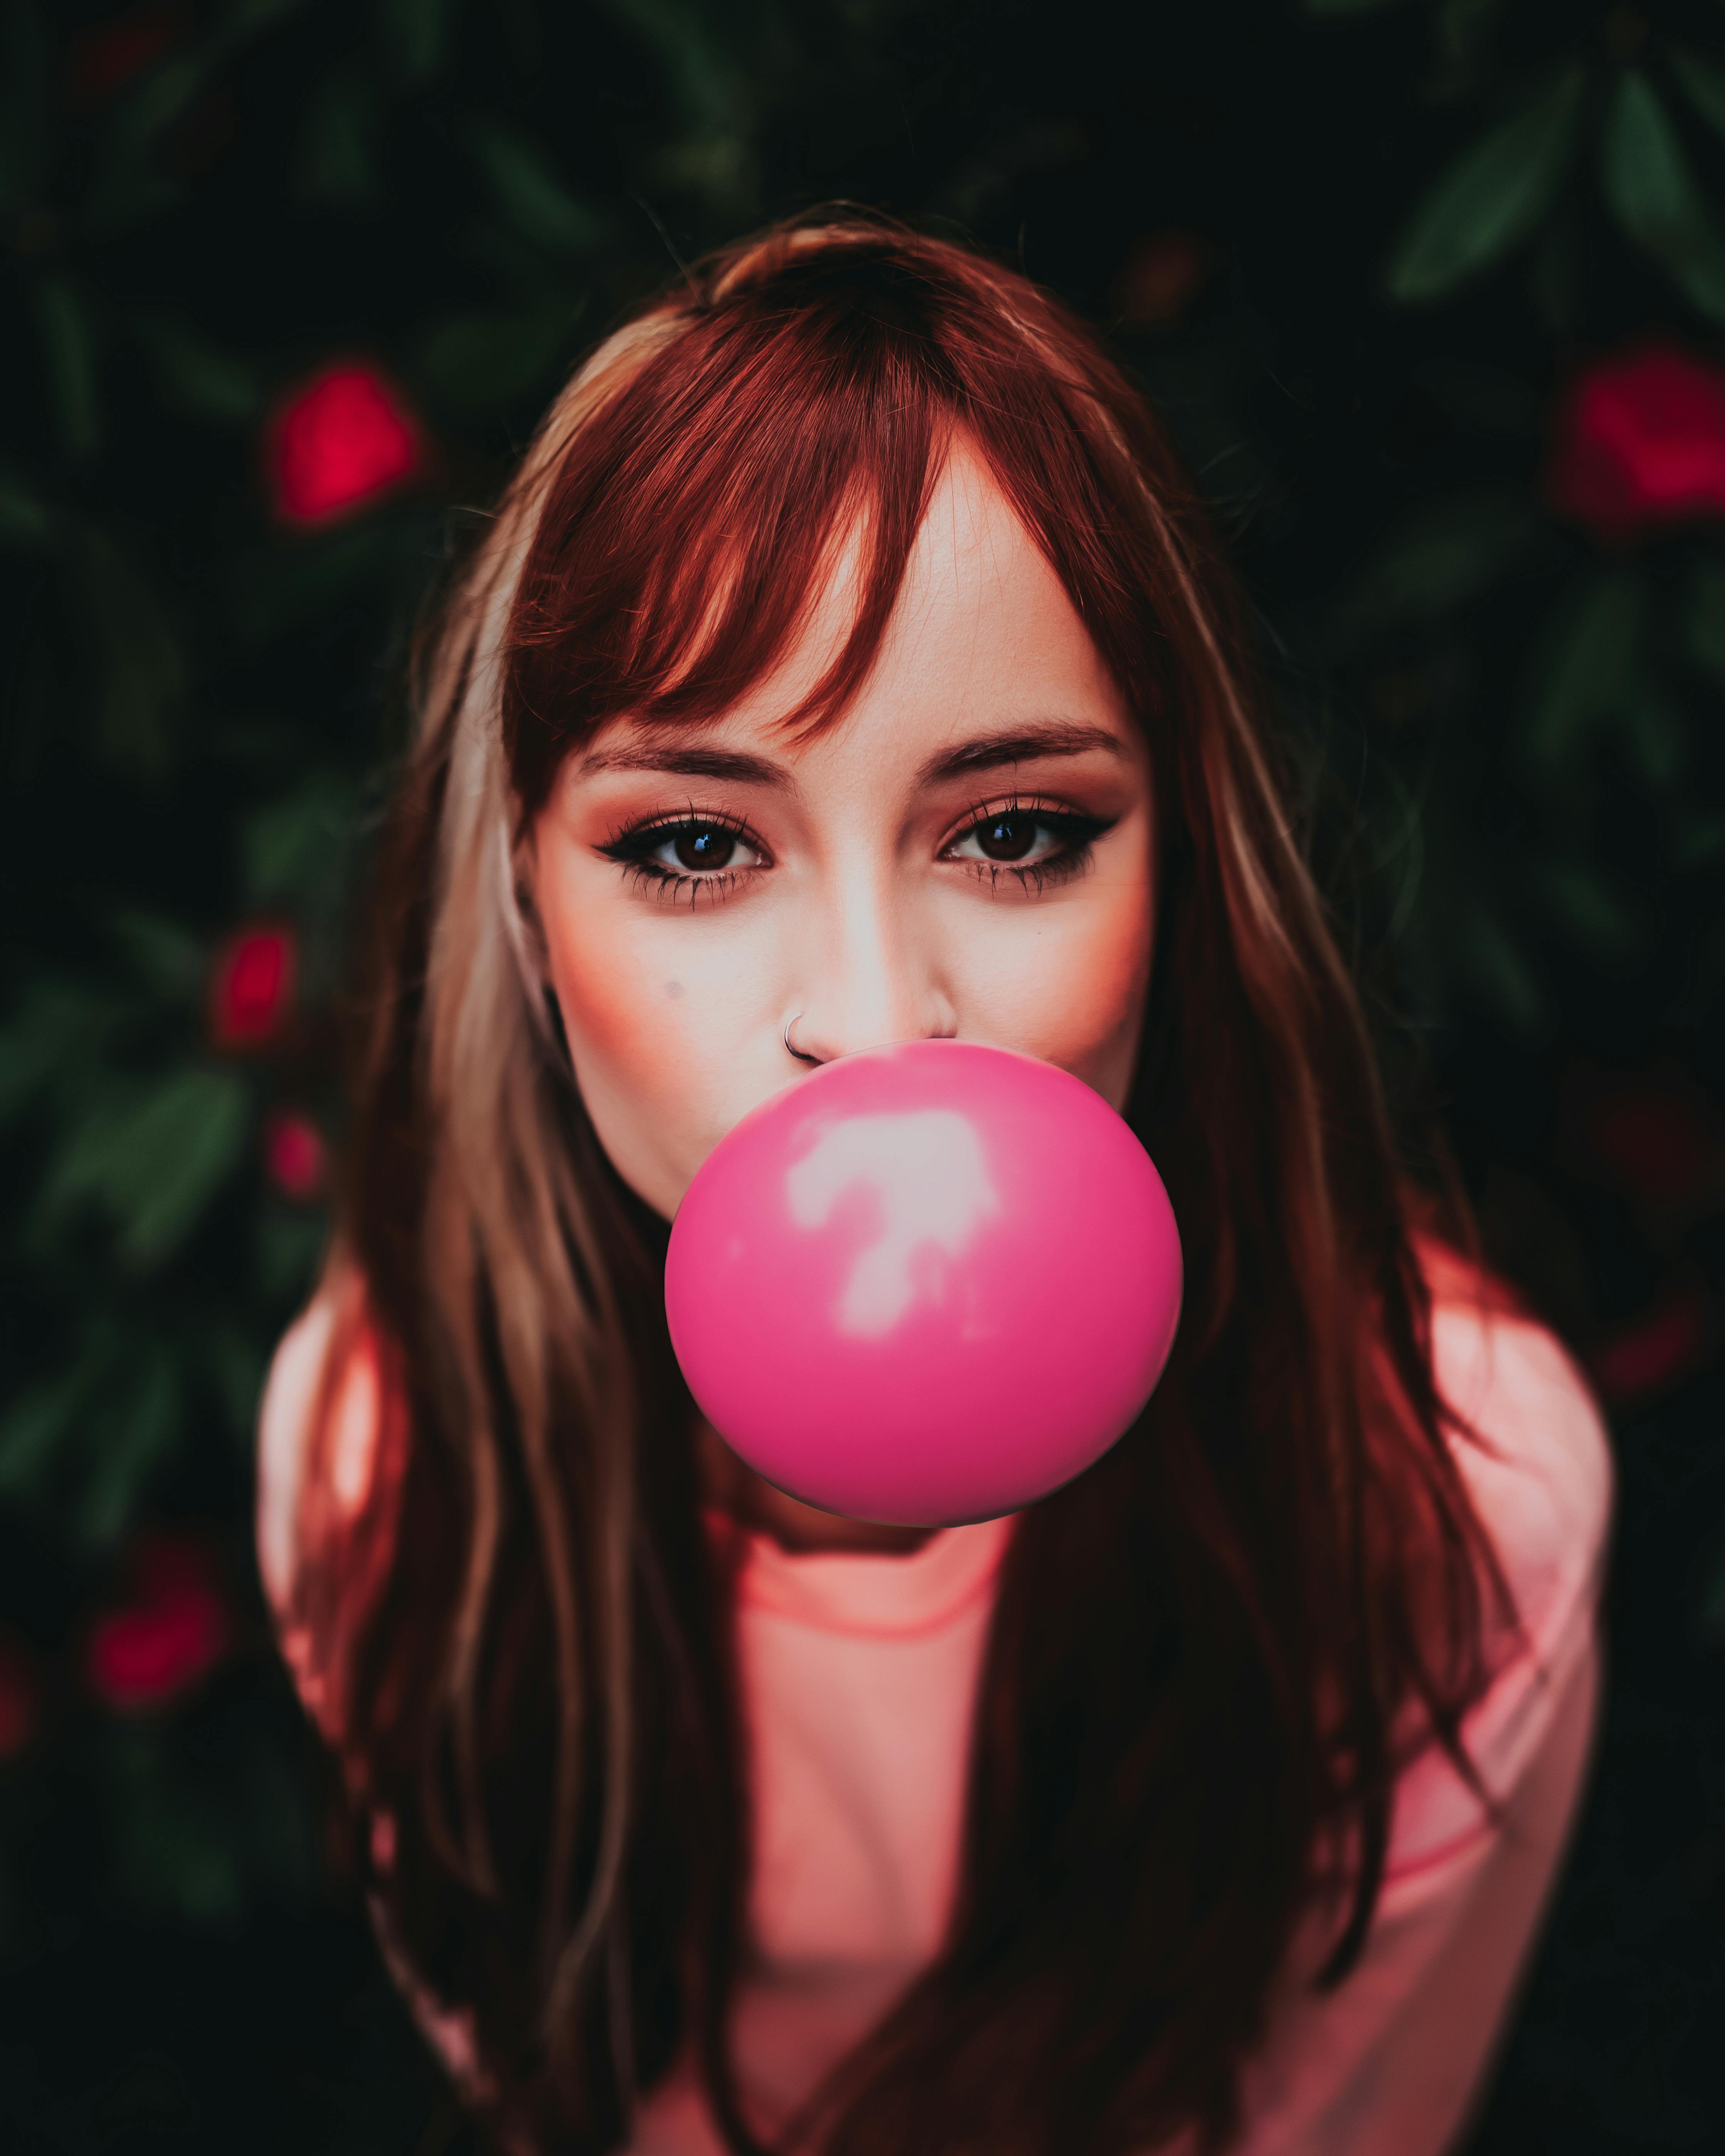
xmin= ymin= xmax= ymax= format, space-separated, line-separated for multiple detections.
xmin=673 ymin=825 xmax=738 ymax=870
xmin=975 ymin=811 xmax=1038 ymax=862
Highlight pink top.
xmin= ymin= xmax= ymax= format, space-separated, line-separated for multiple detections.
xmin=258 ymin=1288 xmax=1611 ymax=2156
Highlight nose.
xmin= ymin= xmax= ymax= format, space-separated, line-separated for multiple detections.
xmin=785 ymin=872 xmax=955 ymax=1066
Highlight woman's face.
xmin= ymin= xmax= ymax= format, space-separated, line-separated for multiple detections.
xmin=529 ymin=443 xmax=1157 ymax=1222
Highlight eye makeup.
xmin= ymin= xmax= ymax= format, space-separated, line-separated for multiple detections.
xmin=597 ymin=791 xmax=1116 ymax=907
xmin=597 ymin=807 xmax=772 ymax=906
xmin=938 ymin=793 xmax=1115 ymax=895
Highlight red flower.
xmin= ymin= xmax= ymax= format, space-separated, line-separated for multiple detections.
xmin=1548 ymin=341 xmax=1725 ymax=544
xmin=263 ymin=1108 xmax=327 ymax=1201
xmin=209 ymin=924 xmax=296 ymax=1051
xmin=1585 ymin=1277 xmax=1717 ymax=1408
xmin=264 ymin=362 xmax=424 ymax=529
xmin=0 ymin=1637 xmax=38 ymax=1761
xmin=87 ymin=1537 xmax=229 ymax=1714
xmin=64 ymin=1 xmax=191 ymax=115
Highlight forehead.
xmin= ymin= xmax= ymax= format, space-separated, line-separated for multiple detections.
xmin=874 ymin=447 xmax=1127 ymax=705
xmin=576 ymin=444 xmax=1139 ymax=782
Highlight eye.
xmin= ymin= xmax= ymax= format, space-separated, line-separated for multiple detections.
xmin=598 ymin=812 xmax=770 ymax=897
xmin=947 ymin=805 xmax=1091 ymax=871
xmin=651 ymin=822 xmax=759 ymax=874
xmin=958 ymin=809 xmax=1051 ymax=864
xmin=940 ymin=798 xmax=1114 ymax=892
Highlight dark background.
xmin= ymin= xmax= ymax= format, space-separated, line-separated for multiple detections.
xmin=2 ymin=0 xmax=1724 ymax=2149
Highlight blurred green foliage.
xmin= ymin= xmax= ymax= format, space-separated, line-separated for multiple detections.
xmin=0 ymin=0 xmax=1722 ymax=2006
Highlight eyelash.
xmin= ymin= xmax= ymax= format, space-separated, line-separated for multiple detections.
xmin=598 ymin=795 xmax=1113 ymax=906
xmin=598 ymin=805 xmax=768 ymax=907
xmin=945 ymin=794 xmax=1113 ymax=896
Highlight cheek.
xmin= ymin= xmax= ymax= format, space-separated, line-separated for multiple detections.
xmin=535 ymin=858 xmax=769 ymax=1209
xmin=952 ymin=865 xmax=1155 ymax=1098
xmin=534 ymin=858 xmax=681 ymax=1183
xmin=546 ymin=902 xmax=675 ymax=1082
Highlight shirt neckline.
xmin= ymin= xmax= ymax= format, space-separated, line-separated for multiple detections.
xmin=718 ymin=1511 xmax=1018 ymax=1639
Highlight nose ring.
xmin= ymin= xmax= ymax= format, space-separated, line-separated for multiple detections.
xmin=783 ymin=1015 xmax=817 ymax=1065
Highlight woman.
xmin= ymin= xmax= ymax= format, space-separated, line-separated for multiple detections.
xmin=257 ymin=214 xmax=1611 ymax=2156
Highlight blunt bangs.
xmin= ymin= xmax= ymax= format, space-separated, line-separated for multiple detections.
xmin=499 ymin=227 xmax=1184 ymax=820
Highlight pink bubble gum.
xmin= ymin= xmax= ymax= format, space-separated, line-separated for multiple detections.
xmin=665 ymin=1040 xmax=1182 ymax=1527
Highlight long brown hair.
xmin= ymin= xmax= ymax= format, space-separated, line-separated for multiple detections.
xmin=288 ymin=213 xmax=1511 ymax=2156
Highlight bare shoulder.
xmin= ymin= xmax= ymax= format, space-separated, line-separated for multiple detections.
xmin=255 ymin=1260 xmax=385 ymax=1619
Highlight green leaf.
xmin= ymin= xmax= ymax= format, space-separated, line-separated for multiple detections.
xmin=1669 ymin=45 xmax=1725 ymax=141
xmin=1602 ymin=70 xmax=1725 ymax=323
xmin=0 ymin=981 xmax=117 ymax=1123
xmin=376 ymin=0 xmax=464 ymax=87
xmin=462 ymin=114 xmax=603 ymax=256
xmin=75 ymin=1346 xmax=184 ymax=1548
xmin=1683 ymin=555 xmax=1725 ymax=684
xmin=650 ymin=132 xmax=754 ymax=208
xmin=599 ymin=0 xmax=742 ymax=136
xmin=1519 ymin=570 xmax=1645 ymax=782
xmin=1333 ymin=486 xmax=1541 ymax=643
xmin=42 ymin=1069 xmax=251 ymax=1269
xmin=295 ymin=61 xmax=381 ymax=208
xmin=241 ymin=771 xmax=357 ymax=904
xmin=105 ymin=1732 xmax=245 ymax=1920
xmin=76 ymin=531 xmax=186 ymax=780
xmin=1386 ymin=63 xmax=1585 ymax=304
xmin=0 ymin=1357 xmax=106 ymax=1501
xmin=202 ymin=1326 xmax=268 ymax=1444
xmin=0 ymin=1329 xmax=198 ymax=1545
xmin=1530 ymin=860 xmax=1643 ymax=967
xmin=33 ymin=274 xmax=101 ymax=460
xmin=414 ymin=298 xmax=585 ymax=415
xmin=1455 ymin=906 xmax=1546 ymax=1038
xmin=1623 ymin=683 xmax=1686 ymax=791
xmin=107 ymin=911 xmax=205 ymax=1000
xmin=0 ymin=0 xmax=49 ymax=208
xmin=0 ymin=464 xmax=52 ymax=552
xmin=103 ymin=1713 xmax=315 ymax=1919
xmin=256 ymin=1202 xmax=327 ymax=1301
xmin=83 ymin=51 xmax=210 ymax=232
xmin=130 ymin=310 xmax=260 ymax=425
xmin=82 ymin=0 xmax=304 ymax=234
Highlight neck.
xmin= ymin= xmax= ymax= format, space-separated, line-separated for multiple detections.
xmin=695 ymin=1418 xmax=937 ymax=1555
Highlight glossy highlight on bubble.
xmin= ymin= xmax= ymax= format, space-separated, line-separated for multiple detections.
xmin=665 ymin=1040 xmax=1183 ymax=1527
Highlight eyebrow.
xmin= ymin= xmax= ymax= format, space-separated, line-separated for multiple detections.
xmin=916 ymin=722 xmax=1127 ymax=784
xmin=577 ymin=721 xmax=1126 ymax=790
xmin=575 ymin=742 xmax=789 ymax=784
